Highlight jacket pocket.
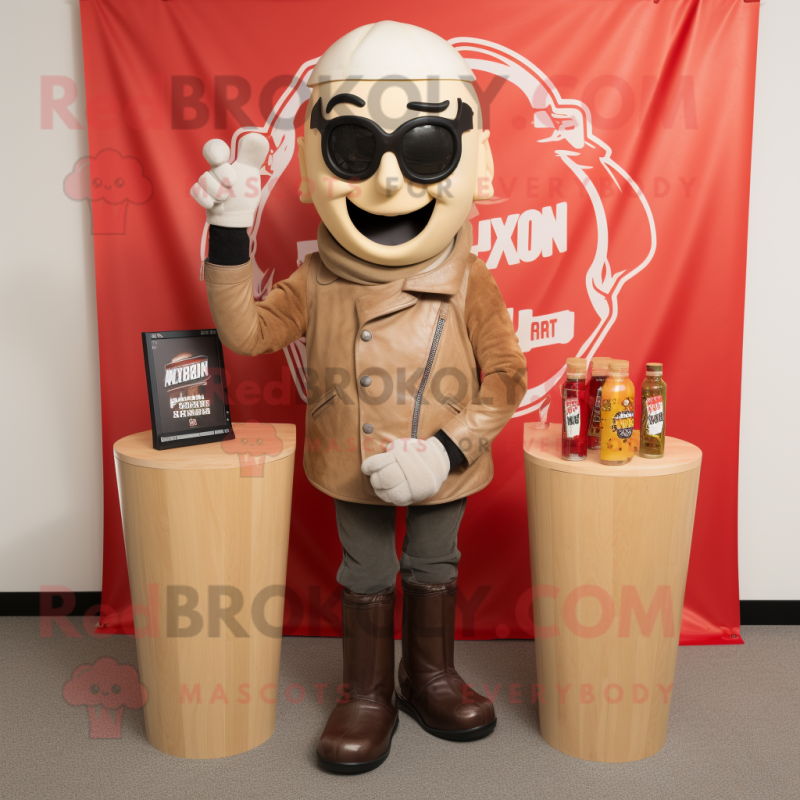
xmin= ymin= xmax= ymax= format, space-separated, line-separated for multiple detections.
xmin=440 ymin=395 xmax=465 ymax=417
xmin=309 ymin=386 xmax=340 ymax=421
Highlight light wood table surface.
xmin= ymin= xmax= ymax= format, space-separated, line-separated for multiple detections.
xmin=114 ymin=422 xmax=296 ymax=759
xmin=523 ymin=424 xmax=702 ymax=762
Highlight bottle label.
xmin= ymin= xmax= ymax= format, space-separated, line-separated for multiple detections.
xmin=645 ymin=395 xmax=664 ymax=435
xmin=612 ymin=407 xmax=635 ymax=439
xmin=564 ymin=398 xmax=581 ymax=439
xmin=588 ymin=392 xmax=602 ymax=437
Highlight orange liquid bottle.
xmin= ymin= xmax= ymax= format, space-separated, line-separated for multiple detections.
xmin=600 ymin=359 xmax=636 ymax=466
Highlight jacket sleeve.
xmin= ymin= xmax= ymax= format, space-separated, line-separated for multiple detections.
xmin=204 ymin=258 xmax=308 ymax=356
xmin=440 ymin=257 xmax=527 ymax=465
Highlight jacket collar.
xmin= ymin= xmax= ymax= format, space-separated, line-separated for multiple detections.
xmin=401 ymin=222 xmax=472 ymax=296
xmin=317 ymin=222 xmax=473 ymax=298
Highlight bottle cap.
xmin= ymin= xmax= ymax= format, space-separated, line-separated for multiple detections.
xmin=646 ymin=362 xmax=663 ymax=373
xmin=566 ymin=358 xmax=587 ymax=378
xmin=591 ymin=356 xmax=611 ymax=376
xmin=608 ymin=359 xmax=629 ymax=375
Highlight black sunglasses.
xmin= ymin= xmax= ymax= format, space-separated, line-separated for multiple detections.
xmin=309 ymin=98 xmax=474 ymax=185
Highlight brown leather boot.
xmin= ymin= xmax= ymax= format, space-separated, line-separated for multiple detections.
xmin=396 ymin=579 xmax=496 ymax=741
xmin=316 ymin=588 xmax=399 ymax=773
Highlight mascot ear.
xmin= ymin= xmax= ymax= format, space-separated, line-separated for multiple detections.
xmin=473 ymin=130 xmax=495 ymax=201
xmin=297 ymin=137 xmax=313 ymax=204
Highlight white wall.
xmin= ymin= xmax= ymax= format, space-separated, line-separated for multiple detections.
xmin=0 ymin=0 xmax=796 ymax=600
xmin=0 ymin=0 xmax=103 ymax=592
xmin=739 ymin=0 xmax=800 ymax=600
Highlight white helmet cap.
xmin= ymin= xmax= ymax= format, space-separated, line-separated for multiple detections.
xmin=307 ymin=21 xmax=476 ymax=86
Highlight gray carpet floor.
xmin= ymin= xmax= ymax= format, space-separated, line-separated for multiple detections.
xmin=0 ymin=620 xmax=797 ymax=800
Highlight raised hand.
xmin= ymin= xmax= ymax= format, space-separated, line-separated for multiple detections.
xmin=190 ymin=133 xmax=269 ymax=228
xmin=361 ymin=437 xmax=451 ymax=506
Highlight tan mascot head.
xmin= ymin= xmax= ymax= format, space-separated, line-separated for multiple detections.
xmin=297 ymin=21 xmax=495 ymax=267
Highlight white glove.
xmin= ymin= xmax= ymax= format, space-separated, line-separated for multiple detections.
xmin=362 ymin=437 xmax=451 ymax=506
xmin=190 ymin=133 xmax=269 ymax=228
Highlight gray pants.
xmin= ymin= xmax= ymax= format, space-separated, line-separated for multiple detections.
xmin=334 ymin=498 xmax=467 ymax=594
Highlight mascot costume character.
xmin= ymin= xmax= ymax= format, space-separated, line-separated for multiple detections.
xmin=192 ymin=21 xmax=526 ymax=773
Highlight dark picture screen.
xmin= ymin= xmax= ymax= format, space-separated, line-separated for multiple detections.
xmin=142 ymin=330 xmax=233 ymax=449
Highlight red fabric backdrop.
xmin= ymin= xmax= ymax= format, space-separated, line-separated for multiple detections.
xmin=79 ymin=0 xmax=759 ymax=643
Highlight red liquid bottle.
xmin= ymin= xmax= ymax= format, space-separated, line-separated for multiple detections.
xmin=562 ymin=358 xmax=588 ymax=461
xmin=587 ymin=356 xmax=611 ymax=450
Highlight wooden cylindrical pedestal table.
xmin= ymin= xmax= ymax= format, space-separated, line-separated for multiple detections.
xmin=114 ymin=422 xmax=295 ymax=759
xmin=523 ymin=424 xmax=701 ymax=763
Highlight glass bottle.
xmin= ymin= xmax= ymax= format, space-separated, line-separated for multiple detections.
xmin=640 ymin=362 xmax=667 ymax=458
xmin=561 ymin=358 xmax=588 ymax=461
xmin=587 ymin=356 xmax=611 ymax=450
xmin=600 ymin=359 xmax=635 ymax=466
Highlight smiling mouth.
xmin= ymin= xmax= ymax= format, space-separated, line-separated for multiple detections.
xmin=346 ymin=198 xmax=436 ymax=246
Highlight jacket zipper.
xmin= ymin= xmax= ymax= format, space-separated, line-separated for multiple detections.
xmin=411 ymin=303 xmax=448 ymax=439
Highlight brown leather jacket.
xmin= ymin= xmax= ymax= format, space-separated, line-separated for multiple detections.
xmin=205 ymin=222 xmax=526 ymax=505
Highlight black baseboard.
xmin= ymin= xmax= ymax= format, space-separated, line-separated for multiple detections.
xmin=0 ymin=592 xmax=103 ymax=616
xmin=740 ymin=600 xmax=800 ymax=625
xmin=1 ymin=593 xmax=798 ymax=625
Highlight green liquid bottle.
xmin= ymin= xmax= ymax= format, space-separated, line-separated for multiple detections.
xmin=640 ymin=362 xmax=666 ymax=458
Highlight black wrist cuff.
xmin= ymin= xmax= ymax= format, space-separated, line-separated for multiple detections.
xmin=434 ymin=430 xmax=466 ymax=470
xmin=208 ymin=225 xmax=250 ymax=266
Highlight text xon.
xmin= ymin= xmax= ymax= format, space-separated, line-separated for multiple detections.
xmin=473 ymin=203 xmax=568 ymax=270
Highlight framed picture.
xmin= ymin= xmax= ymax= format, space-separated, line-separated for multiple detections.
xmin=141 ymin=329 xmax=234 ymax=450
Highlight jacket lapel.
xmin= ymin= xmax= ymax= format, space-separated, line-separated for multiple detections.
xmin=356 ymin=280 xmax=418 ymax=327
xmin=401 ymin=256 xmax=466 ymax=296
